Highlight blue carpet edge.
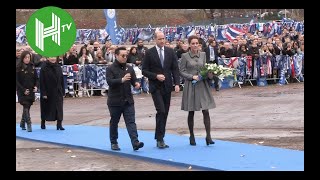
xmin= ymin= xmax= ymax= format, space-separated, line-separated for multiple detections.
xmin=16 ymin=136 xmax=220 ymax=171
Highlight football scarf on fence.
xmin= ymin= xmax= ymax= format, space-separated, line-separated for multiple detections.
xmin=96 ymin=65 xmax=107 ymax=89
xmin=236 ymin=57 xmax=246 ymax=84
xmin=275 ymin=55 xmax=282 ymax=70
xmin=246 ymin=56 xmax=252 ymax=76
xmin=218 ymin=57 xmax=238 ymax=68
xmin=253 ymin=59 xmax=258 ymax=79
xmin=278 ymin=55 xmax=290 ymax=85
xmin=62 ymin=65 xmax=75 ymax=95
xmin=82 ymin=64 xmax=109 ymax=89
xmin=293 ymin=54 xmax=304 ymax=81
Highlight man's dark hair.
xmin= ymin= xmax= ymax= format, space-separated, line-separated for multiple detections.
xmin=115 ymin=46 xmax=127 ymax=55
xmin=208 ymin=39 xmax=215 ymax=45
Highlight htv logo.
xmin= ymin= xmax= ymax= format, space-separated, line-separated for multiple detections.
xmin=35 ymin=13 xmax=72 ymax=51
xmin=26 ymin=6 xmax=77 ymax=57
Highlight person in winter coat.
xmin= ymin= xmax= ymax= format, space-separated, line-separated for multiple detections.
xmin=179 ymin=35 xmax=216 ymax=146
xmin=16 ymin=50 xmax=38 ymax=132
xmin=39 ymin=57 xmax=65 ymax=130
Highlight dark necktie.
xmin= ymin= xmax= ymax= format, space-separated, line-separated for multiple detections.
xmin=159 ymin=48 xmax=164 ymax=67
xmin=210 ymin=47 xmax=214 ymax=61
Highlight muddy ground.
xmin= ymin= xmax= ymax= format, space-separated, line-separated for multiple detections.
xmin=16 ymin=82 xmax=304 ymax=171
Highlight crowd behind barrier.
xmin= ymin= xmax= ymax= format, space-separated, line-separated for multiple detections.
xmin=29 ymin=52 xmax=305 ymax=101
xmin=16 ymin=19 xmax=304 ymax=45
xmin=16 ymin=17 xmax=304 ymax=102
xmin=34 ymin=64 xmax=149 ymax=98
xmin=217 ymin=53 xmax=304 ymax=87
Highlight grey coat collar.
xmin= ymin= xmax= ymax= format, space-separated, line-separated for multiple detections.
xmin=188 ymin=50 xmax=200 ymax=58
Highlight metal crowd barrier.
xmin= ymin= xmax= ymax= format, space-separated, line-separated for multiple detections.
xmin=217 ymin=53 xmax=304 ymax=88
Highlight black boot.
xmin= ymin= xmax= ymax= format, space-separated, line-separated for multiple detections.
xmin=20 ymin=118 xmax=26 ymax=130
xmin=26 ymin=118 xmax=32 ymax=132
xmin=57 ymin=120 xmax=65 ymax=130
xmin=22 ymin=105 xmax=31 ymax=132
xmin=41 ymin=120 xmax=46 ymax=129
xmin=188 ymin=111 xmax=196 ymax=146
xmin=189 ymin=135 xmax=196 ymax=146
xmin=203 ymin=110 xmax=214 ymax=145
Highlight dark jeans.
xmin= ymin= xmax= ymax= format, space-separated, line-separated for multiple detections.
xmin=151 ymin=88 xmax=171 ymax=141
xmin=108 ymin=102 xmax=138 ymax=145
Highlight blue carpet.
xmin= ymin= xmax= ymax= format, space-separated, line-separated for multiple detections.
xmin=16 ymin=124 xmax=304 ymax=171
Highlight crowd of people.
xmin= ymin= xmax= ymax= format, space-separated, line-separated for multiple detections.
xmin=16 ymin=26 xmax=304 ymax=151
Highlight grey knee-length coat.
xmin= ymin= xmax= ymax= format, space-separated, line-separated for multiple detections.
xmin=179 ymin=51 xmax=216 ymax=111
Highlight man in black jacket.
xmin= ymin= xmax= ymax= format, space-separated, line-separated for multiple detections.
xmin=106 ymin=47 xmax=144 ymax=151
xmin=142 ymin=31 xmax=180 ymax=149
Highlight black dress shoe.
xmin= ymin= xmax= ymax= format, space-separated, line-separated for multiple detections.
xmin=133 ymin=141 xmax=144 ymax=151
xmin=157 ymin=141 xmax=169 ymax=148
xmin=111 ymin=143 xmax=121 ymax=151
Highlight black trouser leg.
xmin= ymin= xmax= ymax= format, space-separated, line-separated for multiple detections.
xmin=151 ymin=89 xmax=166 ymax=141
xmin=213 ymin=75 xmax=220 ymax=89
xmin=123 ymin=103 xmax=139 ymax=145
xmin=73 ymin=83 xmax=79 ymax=96
xmin=108 ymin=106 xmax=122 ymax=144
xmin=162 ymin=91 xmax=171 ymax=139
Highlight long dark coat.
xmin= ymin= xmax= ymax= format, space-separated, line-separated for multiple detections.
xmin=39 ymin=61 xmax=65 ymax=121
xmin=16 ymin=63 xmax=38 ymax=105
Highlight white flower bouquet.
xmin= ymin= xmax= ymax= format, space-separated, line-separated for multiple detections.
xmin=200 ymin=63 xmax=234 ymax=81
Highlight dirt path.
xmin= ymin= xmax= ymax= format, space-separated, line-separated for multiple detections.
xmin=16 ymin=83 xmax=304 ymax=171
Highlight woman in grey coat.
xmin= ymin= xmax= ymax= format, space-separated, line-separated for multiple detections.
xmin=179 ymin=35 xmax=216 ymax=146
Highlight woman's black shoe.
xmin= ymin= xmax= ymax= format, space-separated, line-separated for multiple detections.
xmin=41 ymin=120 xmax=46 ymax=129
xmin=205 ymin=138 xmax=215 ymax=146
xmin=57 ymin=121 xmax=65 ymax=130
xmin=189 ymin=136 xmax=196 ymax=146
xmin=57 ymin=126 xmax=65 ymax=130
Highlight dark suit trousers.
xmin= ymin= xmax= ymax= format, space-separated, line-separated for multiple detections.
xmin=213 ymin=75 xmax=220 ymax=88
xmin=151 ymin=87 xmax=171 ymax=141
xmin=208 ymin=61 xmax=220 ymax=88
xmin=108 ymin=102 xmax=138 ymax=145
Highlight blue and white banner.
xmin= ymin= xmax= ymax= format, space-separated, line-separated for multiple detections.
xmin=16 ymin=20 xmax=304 ymax=45
xmin=104 ymin=9 xmax=118 ymax=45
xmin=16 ymin=24 xmax=26 ymax=44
